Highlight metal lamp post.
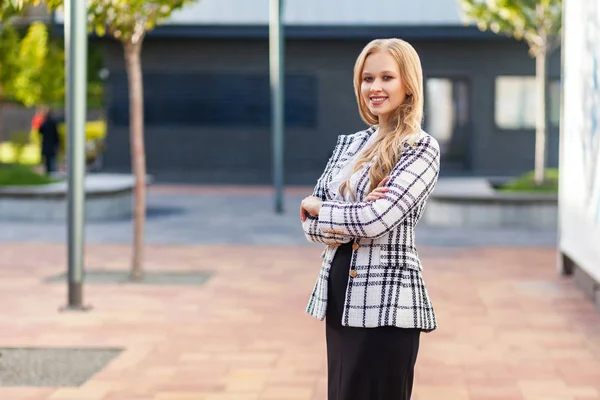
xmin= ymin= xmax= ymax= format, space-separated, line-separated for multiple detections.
xmin=62 ymin=0 xmax=88 ymax=310
xmin=269 ymin=0 xmax=285 ymax=213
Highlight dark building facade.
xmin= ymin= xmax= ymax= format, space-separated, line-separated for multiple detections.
xmin=99 ymin=26 xmax=562 ymax=184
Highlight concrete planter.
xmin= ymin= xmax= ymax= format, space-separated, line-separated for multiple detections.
xmin=422 ymin=178 xmax=558 ymax=229
xmin=0 ymin=174 xmax=146 ymax=222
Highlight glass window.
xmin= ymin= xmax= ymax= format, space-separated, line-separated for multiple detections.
xmin=424 ymin=77 xmax=471 ymax=169
xmin=494 ymin=76 xmax=560 ymax=129
xmin=425 ymin=78 xmax=455 ymax=144
xmin=108 ymin=72 xmax=318 ymax=128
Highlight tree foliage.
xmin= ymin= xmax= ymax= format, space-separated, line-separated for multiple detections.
xmin=12 ymin=22 xmax=65 ymax=107
xmin=0 ymin=24 xmax=21 ymax=101
xmin=0 ymin=0 xmax=45 ymax=21
xmin=460 ymin=0 xmax=563 ymax=56
xmin=45 ymin=0 xmax=194 ymax=44
xmin=1 ymin=0 xmax=64 ymax=106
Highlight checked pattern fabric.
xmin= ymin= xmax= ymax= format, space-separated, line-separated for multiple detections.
xmin=302 ymin=126 xmax=440 ymax=330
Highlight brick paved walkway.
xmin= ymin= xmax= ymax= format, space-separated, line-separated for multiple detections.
xmin=1 ymin=243 xmax=599 ymax=399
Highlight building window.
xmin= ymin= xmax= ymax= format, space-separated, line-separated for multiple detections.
xmin=425 ymin=78 xmax=455 ymax=144
xmin=494 ymin=76 xmax=561 ymax=129
xmin=424 ymin=77 xmax=471 ymax=169
xmin=108 ymin=72 xmax=318 ymax=128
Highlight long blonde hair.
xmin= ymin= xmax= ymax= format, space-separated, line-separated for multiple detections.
xmin=340 ymin=38 xmax=424 ymax=198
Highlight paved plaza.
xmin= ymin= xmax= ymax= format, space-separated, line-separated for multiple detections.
xmin=1 ymin=186 xmax=598 ymax=400
xmin=0 ymin=185 xmax=558 ymax=247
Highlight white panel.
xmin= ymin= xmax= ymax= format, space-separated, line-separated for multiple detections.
xmin=165 ymin=0 xmax=464 ymax=26
xmin=53 ymin=0 xmax=464 ymax=26
xmin=167 ymin=0 xmax=269 ymax=25
xmin=559 ymin=0 xmax=600 ymax=281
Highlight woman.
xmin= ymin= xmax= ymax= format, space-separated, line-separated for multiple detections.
xmin=300 ymin=38 xmax=440 ymax=400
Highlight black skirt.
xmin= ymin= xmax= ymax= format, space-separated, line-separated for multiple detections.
xmin=326 ymin=242 xmax=420 ymax=400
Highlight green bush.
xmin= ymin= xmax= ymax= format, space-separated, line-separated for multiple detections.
xmin=1 ymin=119 xmax=107 ymax=166
xmin=499 ymin=168 xmax=559 ymax=193
xmin=9 ymin=130 xmax=30 ymax=162
xmin=0 ymin=142 xmax=41 ymax=165
xmin=0 ymin=165 xmax=57 ymax=186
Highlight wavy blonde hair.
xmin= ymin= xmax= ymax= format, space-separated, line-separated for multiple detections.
xmin=340 ymin=38 xmax=424 ymax=198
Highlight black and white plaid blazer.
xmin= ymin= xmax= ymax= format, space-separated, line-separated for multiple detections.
xmin=302 ymin=125 xmax=440 ymax=331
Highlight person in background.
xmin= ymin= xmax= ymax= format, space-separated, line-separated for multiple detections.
xmin=37 ymin=106 xmax=60 ymax=175
xmin=31 ymin=109 xmax=44 ymax=132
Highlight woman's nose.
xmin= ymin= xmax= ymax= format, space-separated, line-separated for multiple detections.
xmin=370 ymin=78 xmax=382 ymax=92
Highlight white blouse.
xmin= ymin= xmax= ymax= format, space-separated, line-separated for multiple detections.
xmin=328 ymin=128 xmax=379 ymax=201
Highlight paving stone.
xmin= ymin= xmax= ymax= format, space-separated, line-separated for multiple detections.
xmin=0 ymin=185 xmax=596 ymax=400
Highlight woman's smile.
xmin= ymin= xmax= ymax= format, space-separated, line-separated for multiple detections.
xmin=369 ymin=96 xmax=388 ymax=105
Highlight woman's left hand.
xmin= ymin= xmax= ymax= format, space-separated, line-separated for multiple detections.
xmin=300 ymin=196 xmax=323 ymax=222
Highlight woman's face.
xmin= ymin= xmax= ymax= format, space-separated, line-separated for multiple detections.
xmin=360 ymin=51 xmax=408 ymax=125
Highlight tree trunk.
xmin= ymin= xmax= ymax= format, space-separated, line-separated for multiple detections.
xmin=534 ymin=49 xmax=549 ymax=185
xmin=123 ymin=39 xmax=146 ymax=281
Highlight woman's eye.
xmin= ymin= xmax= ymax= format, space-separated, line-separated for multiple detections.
xmin=383 ymin=75 xmax=393 ymax=80
xmin=363 ymin=77 xmax=373 ymax=82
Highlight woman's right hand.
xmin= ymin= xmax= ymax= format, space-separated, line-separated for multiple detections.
xmin=364 ymin=176 xmax=390 ymax=202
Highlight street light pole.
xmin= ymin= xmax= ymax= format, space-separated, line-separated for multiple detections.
xmin=63 ymin=0 xmax=88 ymax=310
xmin=269 ymin=0 xmax=285 ymax=214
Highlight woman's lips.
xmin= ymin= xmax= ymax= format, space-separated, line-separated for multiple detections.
xmin=370 ymin=96 xmax=388 ymax=105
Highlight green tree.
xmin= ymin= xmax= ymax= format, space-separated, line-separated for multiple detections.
xmin=460 ymin=0 xmax=562 ymax=185
xmin=0 ymin=0 xmax=28 ymax=20
xmin=0 ymin=1 xmax=54 ymax=144
xmin=46 ymin=0 xmax=198 ymax=280
xmin=0 ymin=2 xmax=23 ymax=144
xmin=13 ymin=21 xmax=65 ymax=108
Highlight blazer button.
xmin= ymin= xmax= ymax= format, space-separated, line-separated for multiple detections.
xmin=352 ymin=242 xmax=359 ymax=251
xmin=349 ymin=270 xmax=357 ymax=278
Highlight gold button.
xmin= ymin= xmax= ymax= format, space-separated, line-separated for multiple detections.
xmin=352 ymin=242 xmax=359 ymax=251
xmin=349 ymin=270 xmax=357 ymax=278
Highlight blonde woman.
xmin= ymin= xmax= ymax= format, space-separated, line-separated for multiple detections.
xmin=300 ymin=38 xmax=440 ymax=399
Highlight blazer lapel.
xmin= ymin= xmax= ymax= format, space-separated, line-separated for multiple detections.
xmin=324 ymin=126 xmax=376 ymax=200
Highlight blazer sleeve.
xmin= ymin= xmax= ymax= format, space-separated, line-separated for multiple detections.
xmin=316 ymin=136 xmax=440 ymax=239
xmin=302 ymin=135 xmax=353 ymax=245
xmin=302 ymin=215 xmax=353 ymax=245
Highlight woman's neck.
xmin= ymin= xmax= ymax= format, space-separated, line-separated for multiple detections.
xmin=377 ymin=115 xmax=392 ymax=132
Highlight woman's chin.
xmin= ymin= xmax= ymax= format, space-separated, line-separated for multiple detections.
xmin=369 ymin=108 xmax=390 ymax=118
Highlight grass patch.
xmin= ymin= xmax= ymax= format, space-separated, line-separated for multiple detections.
xmin=0 ymin=165 xmax=57 ymax=186
xmin=498 ymin=168 xmax=559 ymax=193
